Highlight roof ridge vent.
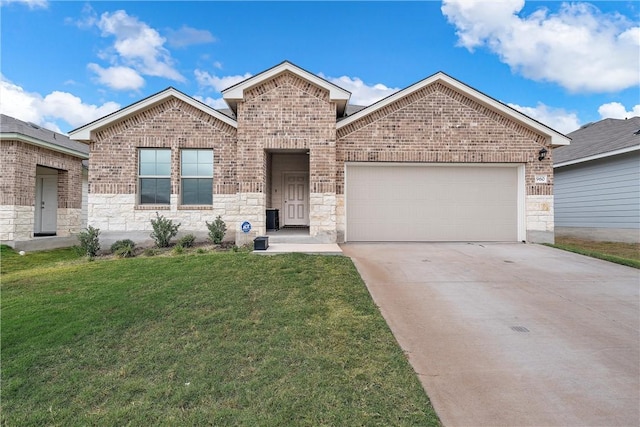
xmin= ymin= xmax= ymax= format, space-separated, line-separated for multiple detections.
xmin=27 ymin=122 xmax=41 ymax=130
xmin=579 ymin=122 xmax=593 ymax=129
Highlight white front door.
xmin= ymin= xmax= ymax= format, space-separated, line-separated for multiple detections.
xmin=283 ymin=173 xmax=308 ymax=226
xmin=35 ymin=176 xmax=58 ymax=235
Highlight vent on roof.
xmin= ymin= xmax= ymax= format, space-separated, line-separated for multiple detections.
xmin=579 ymin=122 xmax=594 ymax=129
xmin=27 ymin=122 xmax=41 ymax=130
xmin=634 ymin=129 xmax=640 ymax=135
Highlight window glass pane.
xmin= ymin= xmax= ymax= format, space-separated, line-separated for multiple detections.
xmin=182 ymin=150 xmax=198 ymax=164
xmin=197 ymin=163 xmax=213 ymax=176
xmin=140 ymin=162 xmax=156 ymax=175
xmin=198 ymin=150 xmax=213 ymax=164
xmin=197 ymin=178 xmax=213 ymax=204
xmin=182 ymin=178 xmax=212 ymax=205
xmin=139 ymin=149 xmax=156 ymax=163
xmin=139 ymin=149 xmax=170 ymax=176
xmin=156 ymin=178 xmax=170 ymax=204
xmin=156 ymin=162 xmax=171 ymax=176
xmin=140 ymin=178 xmax=156 ymax=204
xmin=182 ymin=163 xmax=198 ymax=176
xmin=182 ymin=179 xmax=198 ymax=205
xmin=156 ymin=149 xmax=171 ymax=164
xmin=140 ymin=178 xmax=170 ymax=204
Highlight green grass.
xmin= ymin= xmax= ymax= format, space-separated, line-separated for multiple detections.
xmin=547 ymin=237 xmax=640 ymax=269
xmin=1 ymin=247 xmax=438 ymax=426
xmin=1 ymin=244 xmax=83 ymax=275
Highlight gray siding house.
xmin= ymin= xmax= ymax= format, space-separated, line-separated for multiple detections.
xmin=554 ymin=117 xmax=640 ymax=243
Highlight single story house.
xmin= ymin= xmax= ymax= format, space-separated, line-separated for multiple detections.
xmin=554 ymin=117 xmax=640 ymax=243
xmin=1 ymin=114 xmax=89 ymax=249
xmin=69 ymin=61 xmax=569 ymax=245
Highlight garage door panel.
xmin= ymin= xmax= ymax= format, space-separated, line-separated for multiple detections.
xmin=346 ymin=165 xmax=518 ymax=242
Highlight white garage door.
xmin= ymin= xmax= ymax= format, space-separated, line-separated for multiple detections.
xmin=346 ymin=164 xmax=519 ymax=242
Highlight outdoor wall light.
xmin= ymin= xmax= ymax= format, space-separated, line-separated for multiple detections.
xmin=538 ymin=148 xmax=548 ymax=161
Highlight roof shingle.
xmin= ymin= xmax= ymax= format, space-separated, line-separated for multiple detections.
xmin=554 ymin=116 xmax=640 ymax=164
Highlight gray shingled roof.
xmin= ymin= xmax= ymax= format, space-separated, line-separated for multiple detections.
xmin=554 ymin=116 xmax=640 ymax=165
xmin=1 ymin=114 xmax=89 ymax=157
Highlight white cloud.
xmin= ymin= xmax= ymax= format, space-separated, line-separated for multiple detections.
xmin=319 ymin=73 xmax=400 ymax=106
xmin=88 ymin=63 xmax=145 ymax=91
xmin=508 ymin=102 xmax=581 ymax=134
xmin=442 ymin=0 xmax=640 ymax=93
xmin=597 ymin=102 xmax=640 ymax=120
xmin=193 ymin=95 xmax=229 ymax=110
xmin=0 ymin=76 xmax=120 ymax=132
xmin=94 ymin=10 xmax=184 ymax=83
xmin=0 ymin=0 xmax=47 ymax=9
xmin=194 ymin=70 xmax=252 ymax=92
xmin=166 ymin=25 xmax=215 ymax=48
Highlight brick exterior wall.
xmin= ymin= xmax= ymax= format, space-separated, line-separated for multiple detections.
xmin=0 ymin=139 xmax=84 ymax=242
xmin=235 ymin=71 xmax=337 ymax=241
xmin=91 ymin=98 xmax=237 ymax=197
xmin=336 ymin=82 xmax=553 ymax=194
xmin=79 ymin=71 xmax=557 ymax=245
xmin=86 ymin=97 xmax=238 ymax=241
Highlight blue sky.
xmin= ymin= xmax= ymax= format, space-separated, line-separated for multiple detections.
xmin=1 ymin=0 xmax=638 ymax=134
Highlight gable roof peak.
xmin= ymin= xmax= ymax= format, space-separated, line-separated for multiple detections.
xmin=69 ymin=86 xmax=237 ymax=142
xmin=221 ymin=61 xmax=351 ymax=117
xmin=338 ymin=70 xmax=570 ymax=147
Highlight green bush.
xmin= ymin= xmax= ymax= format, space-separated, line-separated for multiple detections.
xmin=206 ymin=216 xmax=227 ymax=244
xmin=178 ymin=234 xmax=196 ymax=248
xmin=150 ymin=213 xmax=180 ymax=248
xmin=143 ymin=248 xmax=160 ymax=257
xmin=77 ymin=226 xmax=100 ymax=259
xmin=172 ymin=244 xmax=184 ymax=255
xmin=110 ymin=239 xmax=136 ymax=258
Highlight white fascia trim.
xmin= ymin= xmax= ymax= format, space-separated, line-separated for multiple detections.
xmin=0 ymin=133 xmax=89 ymax=159
xmin=554 ymin=145 xmax=640 ymax=168
xmin=69 ymin=88 xmax=237 ymax=141
xmin=221 ymin=62 xmax=351 ymax=102
xmin=337 ymin=72 xmax=571 ymax=147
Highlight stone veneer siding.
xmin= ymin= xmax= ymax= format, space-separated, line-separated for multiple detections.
xmin=235 ymin=71 xmax=337 ymax=242
xmin=88 ymin=98 xmax=238 ymax=241
xmin=0 ymin=139 xmax=84 ymax=242
xmin=336 ymin=82 xmax=555 ymax=243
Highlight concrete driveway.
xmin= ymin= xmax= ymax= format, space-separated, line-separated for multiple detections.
xmin=342 ymin=243 xmax=639 ymax=427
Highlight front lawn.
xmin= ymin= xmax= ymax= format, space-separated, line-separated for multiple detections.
xmin=1 ymin=248 xmax=438 ymax=426
xmin=550 ymin=237 xmax=640 ymax=269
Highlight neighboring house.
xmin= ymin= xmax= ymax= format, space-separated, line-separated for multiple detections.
xmin=69 ymin=61 xmax=569 ymax=245
xmin=1 ymin=114 xmax=89 ymax=248
xmin=554 ymin=117 xmax=640 ymax=243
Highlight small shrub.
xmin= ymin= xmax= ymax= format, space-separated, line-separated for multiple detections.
xmin=206 ymin=216 xmax=227 ymax=245
xmin=172 ymin=244 xmax=184 ymax=255
xmin=144 ymin=248 xmax=160 ymax=257
xmin=77 ymin=226 xmax=100 ymax=259
xmin=150 ymin=213 xmax=180 ymax=248
xmin=178 ymin=234 xmax=196 ymax=248
xmin=196 ymin=248 xmax=206 ymax=254
xmin=110 ymin=239 xmax=136 ymax=258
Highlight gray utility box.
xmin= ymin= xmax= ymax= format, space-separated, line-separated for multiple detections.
xmin=253 ymin=236 xmax=269 ymax=251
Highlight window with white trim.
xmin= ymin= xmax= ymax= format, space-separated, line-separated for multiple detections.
xmin=139 ymin=148 xmax=171 ymax=204
xmin=181 ymin=149 xmax=213 ymax=205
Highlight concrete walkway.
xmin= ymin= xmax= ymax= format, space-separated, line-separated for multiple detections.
xmin=254 ymin=243 xmax=343 ymax=255
xmin=342 ymin=243 xmax=639 ymax=427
